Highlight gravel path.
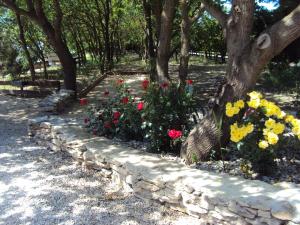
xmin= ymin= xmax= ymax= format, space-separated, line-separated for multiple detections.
xmin=0 ymin=94 xmax=203 ymax=225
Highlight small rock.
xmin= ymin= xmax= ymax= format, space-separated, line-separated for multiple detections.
xmin=271 ymin=201 xmax=294 ymax=221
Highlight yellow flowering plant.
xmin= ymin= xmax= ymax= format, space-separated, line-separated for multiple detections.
xmin=225 ymin=91 xmax=300 ymax=175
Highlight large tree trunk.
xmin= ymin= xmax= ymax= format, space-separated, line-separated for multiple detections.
xmin=181 ymin=2 xmax=300 ymax=164
xmin=142 ymin=0 xmax=157 ymax=81
xmin=178 ymin=0 xmax=190 ymax=83
xmin=16 ymin=13 xmax=36 ymax=81
xmin=156 ymin=0 xmax=177 ymax=82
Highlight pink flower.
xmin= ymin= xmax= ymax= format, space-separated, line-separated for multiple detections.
xmin=137 ymin=102 xmax=144 ymax=111
xmin=80 ymin=98 xmax=88 ymax=106
xmin=113 ymin=119 xmax=119 ymax=125
xmin=168 ymin=129 xmax=182 ymax=140
xmin=142 ymin=79 xmax=150 ymax=90
xmin=113 ymin=111 xmax=121 ymax=120
xmin=121 ymin=97 xmax=129 ymax=104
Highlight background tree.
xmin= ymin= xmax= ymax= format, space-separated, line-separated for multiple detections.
xmin=1 ymin=0 xmax=77 ymax=91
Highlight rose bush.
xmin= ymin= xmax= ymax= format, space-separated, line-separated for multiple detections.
xmin=84 ymin=78 xmax=198 ymax=153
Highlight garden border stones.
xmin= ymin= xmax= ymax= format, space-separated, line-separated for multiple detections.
xmin=38 ymin=89 xmax=75 ymax=114
xmin=28 ymin=116 xmax=300 ymax=225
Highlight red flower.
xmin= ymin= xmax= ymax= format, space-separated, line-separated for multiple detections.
xmin=93 ymin=129 xmax=97 ymax=135
xmin=116 ymin=79 xmax=124 ymax=85
xmin=84 ymin=118 xmax=90 ymax=124
xmin=121 ymin=97 xmax=129 ymax=104
xmin=160 ymin=82 xmax=169 ymax=89
xmin=113 ymin=119 xmax=119 ymax=125
xmin=104 ymin=90 xmax=110 ymax=96
xmin=186 ymin=80 xmax=193 ymax=85
xmin=142 ymin=79 xmax=150 ymax=90
xmin=80 ymin=98 xmax=88 ymax=106
xmin=113 ymin=111 xmax=121 ymax=120
xmin=168 ymin=129 xmax=182 ymax=140
xmin=104 ymin=121 xmax=112 ymax=129
xmin=137 ymin=102 xmax=144 ymax=111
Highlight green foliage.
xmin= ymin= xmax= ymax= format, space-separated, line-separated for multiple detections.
xmin=261 ymin=62 xmax=300 ymax=91
xmin=84 ymin=79 xmax=198 ymax=153
xmin=85 ymin=80 xmax=143 ymax=140
xmin=141 ymin=81 xmax=198 ymax=153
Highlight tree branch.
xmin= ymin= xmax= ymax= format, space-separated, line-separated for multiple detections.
xmin=190 ymin=3 xmax=205 ymax=23
xmin=246 ymin=4 xmax=300 ymax=84
xmin=53 ymin=0 xmax=63 ymax=35
xmin=1 ymin=0 xmax=35 ymax=18
xmin=200 ymin=0 xmax=228 ymax=27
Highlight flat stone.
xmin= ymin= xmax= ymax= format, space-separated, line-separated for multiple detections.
xmin=208 ymin=211 xmax=224 ymax=220
xmin=258 ymin=210 xmax=271 ymax=218
xmin=242 ymin=196 xmax=272 ymax=211
xmin=198 ymin=195 xmax=214 ymax=210
xmin=184 ymin=185 xmax=195 ymax=194
xmin=28 ymin=116 xmax=49 ymax=125
xmin=135 ymin=180 xmax=161 ymax=192
xmin=245 ymin=217 xmax=282 ymax=225
xmin=215 ymin=206 xmax=239 ymax=220
xmin=271 ymin=201 xmax=295 ymax=221
xmin=100 ymin=169 xmax=112 ymax=178
xmin=228 ymin=201 xmax=257 ymax=219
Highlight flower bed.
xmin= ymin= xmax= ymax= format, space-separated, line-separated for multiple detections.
xmin=81 ymin=79 xmax=300 ymax=183
xmin=83 ymin=79 xmax=198 ymax=153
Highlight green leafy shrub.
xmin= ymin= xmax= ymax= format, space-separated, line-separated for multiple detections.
xmin=84 ymin=79 xmax=198 ymax=153
xmin=141 ymin=81 xmax=198 ymax=153
xmin=262 ymin=62 xmax=300 ymax=91
xmin=85 ymin=79 xmax=144 ymax=140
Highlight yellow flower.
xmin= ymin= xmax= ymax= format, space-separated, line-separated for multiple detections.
xmin=265 ymin=118 xmax=276 ymax=128
xmin=291 ymin=118 xmax=300 ymax=128
xmin=266 ymin=132 xmax=279 ymax=145
xmin=285 ymin=115 xmax=295 ymax=123
xmin=263 ymin=101 xmax=282 ymax=118
xmin=226 ymin=102 xmax=240 ymax=117
xmin=230 ymin=122 xmax=253 ymax=143
xmin=258 ymin=140 xmax=269 ymax=149
xmin=264 ymin=119 xmax=285 ymax=135
xmin=247 ymin=98 xmax=260 ymax=109
xmin=292 ymin=126 xmax=300 ymax=136
xmin=260 ymin=99 xmax=269 ymax=107
xmin=234 ymin=100 xmax=245 ymax=109
xmin=245 ymin=123 xmax=254 ymax=134
xmin=272 ymin=123 xmax=285 ymax=135
xmin=277 ymin=111 xmax=286 ymax=119
xmin=248 ymin=91 xmax=262 ymax=99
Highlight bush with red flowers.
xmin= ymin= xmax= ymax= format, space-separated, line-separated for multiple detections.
xmin=85 ymin=78 xmax=198 ymax=153
xmin=85 ymin=79 xmax=144 ymax=140
xmin=141 ymin=81 xmax=198 ymax=152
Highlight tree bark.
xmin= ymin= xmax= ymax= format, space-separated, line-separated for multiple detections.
xmin=178 ymin=0 xmax=204 ymax=83
xmin=156 ymin=0 xmax=177 ymax=82
xmin=181 ymin=2 xmax=300 ymax=163
xmin=142 ymin=0 xmax=157 ymax=81
xmin=16 ymin=12 xmax=36 ymax=81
